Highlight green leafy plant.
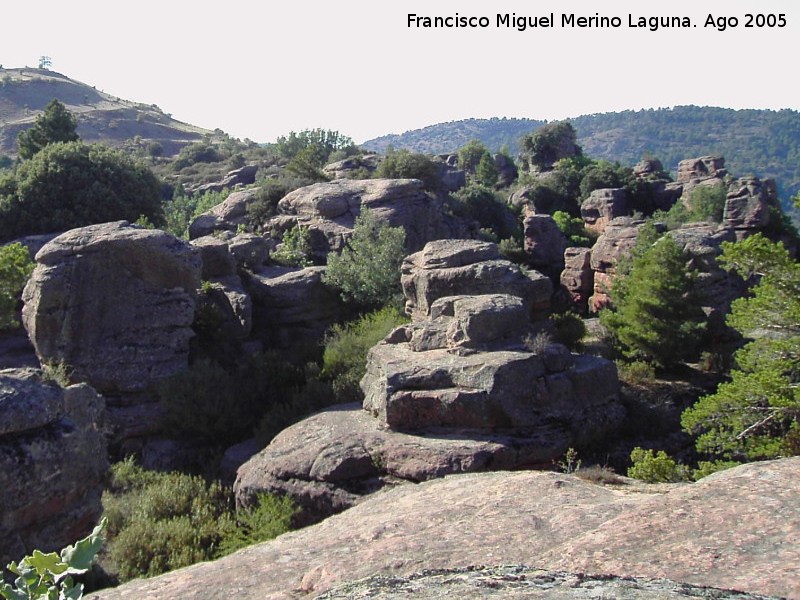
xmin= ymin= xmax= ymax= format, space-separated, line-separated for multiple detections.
xmin=271 ymin=225 xmax=313 ymax=267
xmin=627 ymin=447 xmax=689 ymax=483
xmin=218 ymin=493 xmax=298 ymax=555
xmin=0 ymin=242 xmax=34 ymax=329
xmin=555 ymin=447 xmax=582 ymax=474
xmin=1 ymin=519 xmax=106 ymax=600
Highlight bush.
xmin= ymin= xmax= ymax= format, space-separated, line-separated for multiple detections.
xmin=687 ymin=183 xmax=727 ymax=223
xmin=616 ymin=360 xmax=656 ymax=386
xmin=322 ymin=306 xmax=408 ymax=403
xmin=627 ymin=447 xmax=689 ymax=483
xmin=375 ymin=149 xmax=440 ymax=191
xmin=553 ymin=312 xmax=586 ymax=350
xmin=0 ymin=242 xmax=34 ymax=330
xmin=323 ymin=209 xmax=406 ymax=309
xmin=449 ymin=184 xmax=519 ymax=241
xmin=552 ymin=210 xmax=593 ymax=247
xmin=0 ymin=142 xmax=164 ymax=240
xmin=218 ymin=493 xmax=298 ymax=555
xmin=271 ymin=225 xmax=313 ymax=267
xmin=692 ymin=460 xmax=740 ymax=480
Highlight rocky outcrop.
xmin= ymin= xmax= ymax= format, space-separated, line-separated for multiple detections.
xmin=235 ymin=403 xmax=571 ymax=527
xmin=322 ymin=154 xmax=381 ymax=180
xmin=0 ymin=369 xmax=106 ymax=568
xmin=588 ymin=218 xmax=649 ymax=312
xmin=94 ymin=458 xmax=800 ymax=600
xmin=401 ymin=240 xmax=552 ymax=320
xmin=318 ymin=566 xmax=781 ymax=599
xmin=581 ymin=188 xmax=629 ymax=235
xmin=677 ymin=156 xmax=727 ymax=183
xmin=362 ymin=293 xmax=621 ymax=433
xmin=494 ymin=153 xmax=518 ymax=187
xmin=244 ymin=265 xmax=344 ymax=348
xmin=22 ymin=221 xmax=201 ymax=394
xmin=723 ymin=177 xmax=779 ymax=235
xmin=188 ymin=188 xmax=260 ymax=239
xmin=523 ymin=210 xmax=567 ymax=278
xmin=560 ymin=247 xmax=594 ymax=313
xmin=186 ymin=164 xmax=258 ymax=196
xmin=276 ymin=178 xmax=470 ymax=260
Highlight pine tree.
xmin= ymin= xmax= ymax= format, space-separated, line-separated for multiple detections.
xmin=17 ymin=99 xmax=79 ymax=159
xmin=600 ymin=232 xmax=706 ymax=368
xmin=682 ymin=234 xmax=800 ymax=461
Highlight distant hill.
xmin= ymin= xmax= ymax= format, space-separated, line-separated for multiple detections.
xmin=363 ymin=107 xmax=800 ymax=204
xmin=0 ymin=68 xmax=212 ymax=157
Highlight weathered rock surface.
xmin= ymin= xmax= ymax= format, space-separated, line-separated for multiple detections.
xmin=276 ymin=178 xmax=470 ymax=260
xmin=22 ymin=221 xmax=201 ymax=394
xmin=322 ymin=154 xmax=381 ymax=180
xmin=235 ymin=403 xmax=570 ymax=526
xmin=0 ymin=369 xmax=107 ymax=568
xmin=723 ymin=177 xmax=779 ymax=234
xmin=244 ymin=265 xmax=344 ymax=348
xmin=92 ymin=458 xmax=800 ymax=600
xmin=188 ymin=188 xmax=260 ymax=239
xmin=186 ymin=164 xmax=258 ymax=196
xmin=523 ymin=210 xmax=567 ymax=277
xmin=581 ymin=188 xmax=629 ymax=235
xmin=588 ymin=217 xmax=649 ymax=312
xmin=401 ymin=240 xmax=552 ymax=320
xmin=677 ymin=156 xmax=727 ymax=183
xmin=317 ymin=566 xmax=782 ymax=599
xmin=560 ymin=247 xmax=593 ymax=314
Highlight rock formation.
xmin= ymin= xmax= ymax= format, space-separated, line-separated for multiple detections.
xmin=559 ymin=247 xmax=594 ymax=314
xmin=186 ymin=164 xmax=258 ymax=196
xmin=95 ymin=458 xmax=800 ymax=600
xmin=322 ymin=154 xmax=381 ymax=180
xmin=723 ymin=176 xmax=780 ymax=236
xmin=0 ymin=369 xmax=106 ymax=568
xmin=401 ymin=239 xmax=552 ymax=320
xmin=588 ymin=217 xmax=650 ymax=312
xmin=22 ymin=221 xmax=201 ymax=394
xmin=522 ymin=210 xmax=567 ymax=278
xmin=581 ymin=188 xmax=629 ymax=235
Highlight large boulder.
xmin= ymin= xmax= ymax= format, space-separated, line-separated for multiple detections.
xmin=186 ymin=164 xmax=258 ymax=196
xmin=0 ymin=369 xmax=106 ymax=567
xmin=723 ymin=177 xmax=779 ymax=234
xmin=322 ymin=154 xmax=381 ymax=180
xmin=581 ymin=188 xmax=629 ymax=235
xmin=22 ymin=221 xmax=201 ymax=394
xmin=588 ymin=218 xmax=649 ymax=312
xmin=401 ymin=240 xmax=552 ymax=320
xmin=522 ymin=210 xmax=567 ymax=278
xmin=560 ymin=247 xmax=594 ymax=314
xmin=676 ymin=156 xmax=727 ymax=183
xmin=188 ymin=188 xmax=260 ymax=239
xmin=276 ymin=178 xmax=470 ymax=260
xmin=95 ymin=458 xmax=800 ymax=600
xmin=235 ymin=403 xmax=570 ymax=527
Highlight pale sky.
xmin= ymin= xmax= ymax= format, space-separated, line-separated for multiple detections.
xmin=2 ymin=0 xmax=796 ymax=143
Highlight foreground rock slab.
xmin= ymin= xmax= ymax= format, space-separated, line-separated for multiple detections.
xmin=91 ymin=458 xmax=800 ymax=600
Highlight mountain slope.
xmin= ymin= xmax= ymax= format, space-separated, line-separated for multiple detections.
xmin=363 ymin=107 xmax=800 ymax=201
xmin=0 ymin=68 xmax=211 ymax=157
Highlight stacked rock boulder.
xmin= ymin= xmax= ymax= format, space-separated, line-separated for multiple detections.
xmin=235 ymin=240 xmax=623 ymax=525
xmin=0 ymin=369 xmax=106 ymax=567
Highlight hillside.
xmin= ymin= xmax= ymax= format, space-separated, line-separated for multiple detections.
xmin=363 ymin=107 xmax=800 ymax=203
xmin=0 ymin=68 xmax=211 ymax=157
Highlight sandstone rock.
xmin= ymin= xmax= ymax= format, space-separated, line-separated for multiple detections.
xmin=276 ymin=178 xmax=469 ymax=260
xmin=0 ymin=369 xmax=106 ymax=568
xmin=401 ymin=240 xmax=552 ymax=319
xmin=633 ymin=158 xmax=665 ymax=179
xmin=187 ymin=164 xmax=258 ymax=196
xmin=588 ymin=218 xmax=649 ymax=312
xmin=188 ymin=188 xmax=260 ymax=239
xmin=677 ymin=156 xmax=726 ymax=183
xmin=317 ymin=566 xmax=781 ymax=599
xmin=227 ymin=232 xmax=271 ymax=270
xmin=22 ymin=222 xmax=201 ymax=394
xmin=494 ymin=153 xmax=518 ymax=187
xmin=322 ymin=154 xmax=381 ymax=180
xmin=523 ymin=210 xmax=567 ymax=277
xmin=190 ymin=235 xmax=237 ymax=279
xmin=234 ymin=403 xmax=571 ymax=527
xmin=723 ymin=177 xmax=778 ymax=233
xmin=560 ymin=247 xmax=593 ymax=313
xmin=92 ymin=458 xmax=800 ymax=600
xmin=581 ymin=188 xmax=629 ymax=235
xmin=244 ymin=265 xmax=344 ymax=348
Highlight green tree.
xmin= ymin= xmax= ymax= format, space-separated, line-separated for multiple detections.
xmin=682 ymin=234 xmax=800 ymax=461
xmin=376 ymin=148 xmax=440 ymax=191
xmin=0 ymin=242 xmax=34 ymax=329
xmin=17 ymin=99 xmax=79 ymax=160
xmin=457 ymin=139 xmax=489 ymax=172
xmin=552 ymin=210 xmax=592 ymax=247
xmin=687 ymin=183 xmax=728 ymax=223
xmin=275 ymin=129 xmax=356 ymax=161
xmin=475 ymin=152 xmax=498 ymax=187
xmin=323 ymin=208 xmax=406 ymax=309
xmin=519 ymin=121 xmax=582 ymax=172
xmin=0 ymin=141 xmax=164 ymax=240
xmin=600 ymin=232 xmax=706 ymax=368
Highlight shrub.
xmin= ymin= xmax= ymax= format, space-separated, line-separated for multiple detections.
xmin=627 ymin=447 xmax=689 ymax=483
xmin=323 ymin=209 xmax=406 ymax=310
xmin=375 ymin=149 xmax=440 ymax=191
xmin=692 ymin=460 xmax=741 ymax=480
xmin=449 ymin=184 xmax=519 ymax=241
xmin=616 ymin=360 xmax=655 ymax=386
xmin=552 ymin=210 xmax=593 ymax=247
xmin=271 ymin=225 xmax=313 ymax=267
xmin=0 ymin=142 xmax=164 ymax=240
xmin=553 ymin=312 xmax=586 ymax=350
xmin=218 ymin=493 xmax=298 ymax=555
xmin=0 ymin=242 xmax=34 ymax=329
xmin=687 ymin=183 xmax=727 ymax=223
xmin=322 ymin=306 xmax=408 ymax=403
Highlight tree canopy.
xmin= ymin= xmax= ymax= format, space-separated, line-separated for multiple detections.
xmin=17 ymin=99 xmax=79 ymax=159
xmin=0 ymin=141 xmax=164 ymax=240
xmin=682 ymin=234 xmax=800 ymax=461
xmin=519 ymin=121 xmax=582 ymax=172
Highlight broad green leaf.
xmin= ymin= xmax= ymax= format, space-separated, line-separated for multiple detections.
xmin=60 ymin=518 xmax=106 ymax=574
xmin=27 ymin=550 xmax=67 ymax=577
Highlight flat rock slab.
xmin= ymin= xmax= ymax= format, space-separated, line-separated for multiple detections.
xmin=235 ymin=403 xmax=570 ymax=526
xmin=316 ymin=566 xmax=782 ymax=600
xmin=93 ymin=457 xmax=800 ymax=600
